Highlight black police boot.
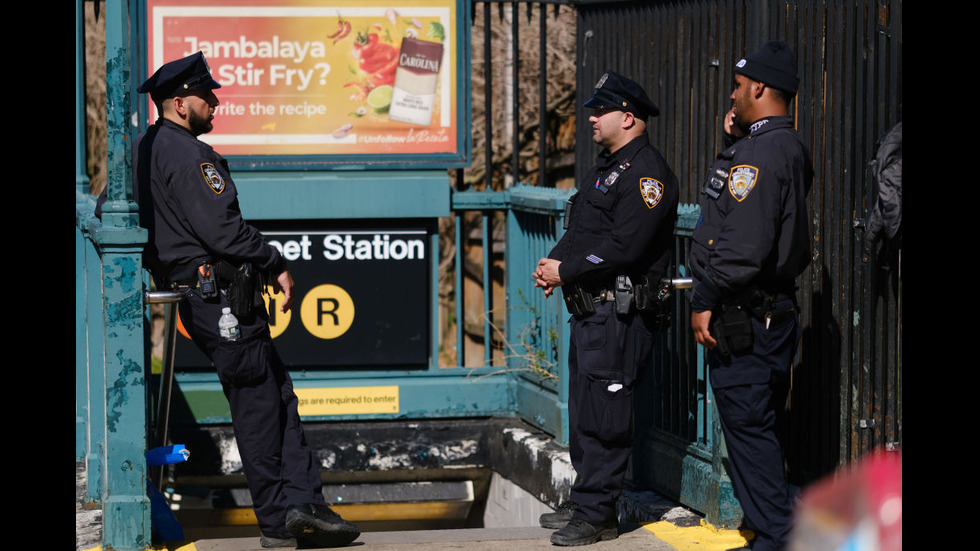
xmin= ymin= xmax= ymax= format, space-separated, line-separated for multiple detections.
xmin=539 ymin=501 xmax=577 ymax=529
xmin=285 ymin=503 xmax=360 ymax=548
xmin=259 ymin=532 xmax=297 ymax=548
xmin=550 ymin=518 xmax=618 ymax=546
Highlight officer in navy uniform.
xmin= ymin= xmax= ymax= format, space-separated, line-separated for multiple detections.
xmin=533 ymin=71 xmax=678 ymax=546
xmin=101 ymin=52 xmax=361 ymax=549
xmin=689 ymin=41 xmax=813 ymax=551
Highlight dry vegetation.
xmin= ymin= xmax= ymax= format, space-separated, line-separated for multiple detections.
xmin=84 ymin=0 xmax=106 ymax=196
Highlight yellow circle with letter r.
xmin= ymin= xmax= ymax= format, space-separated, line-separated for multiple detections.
xmin=300 ymin=284 xmax=355 ymax=339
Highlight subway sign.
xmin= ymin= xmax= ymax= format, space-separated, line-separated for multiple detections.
xmin=175 ymin=226 xmax=430 ymax=369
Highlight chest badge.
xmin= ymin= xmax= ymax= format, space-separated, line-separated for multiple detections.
xmin=728 ymin=165 xmax=758 ymax=202
xmin=201 ymin=163 xmax=225 ymax=194
xmin=639 ymin=177 xmax=663 ymax=209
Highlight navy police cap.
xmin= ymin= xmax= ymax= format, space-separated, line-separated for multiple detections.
xmin=734 ymin=40 xmax=799 ymax=95
xmin=583 ymin=71 xmax=659 ymax=119
xmin=138 ymin=51 xmax=221 ymax=101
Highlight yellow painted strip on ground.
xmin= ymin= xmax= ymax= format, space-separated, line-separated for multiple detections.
xmin=82 ymin=544 xmax=201 ymax=551
xmin=82 ymin=546 xmax=199 ymax=551
xmin=176 ymin=501 xmax=472 ymax=528
xmin=209 ymin=507 xmax=261 ymax=526
xmin=337 ymin=501 xmax=472 ymax=521
xmin=641 ymin=519 xmax=752 ymax=551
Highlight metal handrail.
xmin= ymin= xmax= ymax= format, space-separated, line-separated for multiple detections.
xmin=663 ymin=277 xmax=692 ymax=290
xmin=145 ymin=290 xmax=182 ymax=490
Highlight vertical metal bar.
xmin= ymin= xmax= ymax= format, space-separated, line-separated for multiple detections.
xmin=484 ymin=1 xmax=493 ymax=191
xmin=889 ymin=0 xmax=903 ymax=452
xmin=455 ymin=214 xmax=464 ymax=366
xmin=433 ymin=208 xmax=445 ymax=369
xmin=538 ymin=2 xmax=547 ymax=187
xmin=868 ymin=0 xmax=884 ymax=454
xmin=511 ymin=0 xmax=520 ymax=186
xmin=505 ymin=207 xmax=519 ymax=373
xmin=76 ymin=0 xmax=89 ymax=195
xmin=154 ymin=301 xmax=179 ymax=490
xmin=839 ymin=0 xmax=858 ymax=467
xmin=84 ymin=230 xmax=106 ymax=503
xmin=483 ymin=213 xmax=493 ymax=365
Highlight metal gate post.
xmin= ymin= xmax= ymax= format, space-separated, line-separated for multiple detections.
xmin=96 ymin=0 xmax=153 ymax=547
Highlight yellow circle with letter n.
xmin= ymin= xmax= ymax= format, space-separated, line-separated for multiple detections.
xmin=261 ymin=285 xmax=292 ymax=339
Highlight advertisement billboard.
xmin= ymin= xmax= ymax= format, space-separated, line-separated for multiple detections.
xmin=144 ymin=0 xmax=468 ymax=167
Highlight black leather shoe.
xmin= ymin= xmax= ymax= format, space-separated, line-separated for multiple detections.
xmin=550 ymin=518 xmax=618 ymax=546
xmin=285 ymin=503 xmax=360 ymax=548
xmin=540 ymin=502 xmax=577 ymax=529
xmin=259 ymin=532 xmax=297 ymax=548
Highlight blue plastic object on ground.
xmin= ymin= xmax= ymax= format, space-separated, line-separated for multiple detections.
xmin=148 ymin=479 xmax=184 ymax=541
xmin=146 ymin=444 xmax=190 ymax=466
xmin=146 ymin=444 xmax=190 ymax=542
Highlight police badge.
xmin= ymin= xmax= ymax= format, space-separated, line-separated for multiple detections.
xmin=728 ymin=165 xmax=758 ymax=202
xmin=201 ymin=163 xmax=225 ymax=194
xmin=639 ymin=177 xmax=663 ymax=209
xmin=595 ymin=72 xmax=609 ymax=90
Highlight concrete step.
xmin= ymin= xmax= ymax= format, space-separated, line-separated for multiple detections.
xmin=188 ymin=525 xmax=684 ymax=551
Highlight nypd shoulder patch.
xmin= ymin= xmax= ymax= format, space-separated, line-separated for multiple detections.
xmin=639 ymin=177 xmax=663 ymax=209
xmin=728 ymin=165 xmax=758 ymax=202
xmin=201 ymin=163 xmax=225 ymax=194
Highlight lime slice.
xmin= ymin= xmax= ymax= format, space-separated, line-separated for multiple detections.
xmin=367 ymin=85 xmax=393 ymax=114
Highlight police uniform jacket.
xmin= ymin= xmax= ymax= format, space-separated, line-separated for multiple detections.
xmin=689 ymin=116 xmax=813 ymax=313
xmin=549 ymin=134 xmax=679 ymax=289
xmin=133 ymin=118 xmax=286 ymax=284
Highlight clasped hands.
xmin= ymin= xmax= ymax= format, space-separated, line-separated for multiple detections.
xmin=532 ymin=258 xmax=563 ymax=298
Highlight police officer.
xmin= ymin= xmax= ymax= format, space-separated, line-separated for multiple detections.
xmin=689 ymin=41 xmax=813 ymax=551
xmin=106 ymin=52 xmax=360 ymax=549
xmin=533 ymin=71 xmax=678 ymax=546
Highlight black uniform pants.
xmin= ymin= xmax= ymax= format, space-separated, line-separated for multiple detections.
xmin=179 ymin=289 xmax=326 ymax=536
xmin=568 ymin=301 xmax=654 ymax=525
xmin=709 ymin=312 xmax=799 ymax=551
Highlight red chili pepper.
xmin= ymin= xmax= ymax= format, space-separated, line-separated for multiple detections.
xmin=327 ymin=19 xmax=350 ymax=44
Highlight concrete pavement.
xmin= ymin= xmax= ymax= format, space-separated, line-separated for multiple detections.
xmin=154 ymin=522 xmax=751 ymax=551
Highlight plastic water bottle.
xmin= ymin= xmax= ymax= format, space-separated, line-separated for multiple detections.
xmin=218 ymin=307 xmax=240 ymax=341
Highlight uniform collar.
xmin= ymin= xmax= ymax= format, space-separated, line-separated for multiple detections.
xmin=746 ymin=115 xmax=794 ymax=137
xmin=597 ymin=133 xmax=649 ymax=169
xmin=157 ymin=116 xmax=199 ymax=138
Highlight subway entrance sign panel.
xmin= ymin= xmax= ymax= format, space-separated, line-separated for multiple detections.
xmin=175 ymin=227 xmax=430 ymax=369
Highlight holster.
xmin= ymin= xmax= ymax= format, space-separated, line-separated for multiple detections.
xmin=562 ymin=284 xmax=595 ymax=318
xmin=634 ymin=273 xmax=672 ymax=331
xmin=710 ymin=302 xmax=753 ymax=357
xmin=614 ymin=275 xmax=634 ymax=315
xmin=743 ymin=287 xmax=797 ymax=327
xmin=211 ymin=260 xmax=261 ymax=317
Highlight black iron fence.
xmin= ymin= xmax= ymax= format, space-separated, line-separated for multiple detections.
xmin=473 ymin=0 xmax=902 ymax=493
